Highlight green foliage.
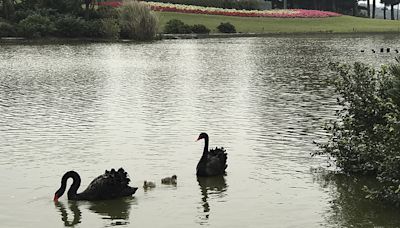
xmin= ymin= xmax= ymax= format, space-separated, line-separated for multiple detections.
xmin=217 ymin=22 xmax=236 ymax=33
xmin=190 ymin=24 xmax=210 ymax=34
xmin=99 ymin=18 xmax=120 ymax=39
xmin=90 ymin=6 xmax=120 ymax=20
xmin=38 ymin=0 xmax=82 ymax=15
xmin=0 ymin=21 xmax=16 ymax=37
xmin=163 ymin=19 xmax=191 ymax=34
xmin=315 ymin=59 xmax=400 ymax=206
xmin=13 ymin=8 xmax=58 ymax=23
xmin=83 ymin=19 xmax=103 ymax=37
xmin=18 ymin=14 xmax=55 ymax=38
xmin=54 ymin=15 xmax=86 ymax=37
xmin=163 ymin=19 xmax=210 ymax=34
xmin=119 ymin=0 xmax=158 ymax=41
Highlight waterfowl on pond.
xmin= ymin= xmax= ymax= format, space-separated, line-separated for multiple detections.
xmin=53 ymin=168 xmax=138 ymax=201
xmin=196 ymin=132 xmax=227 ymax=177
xmin=143 ymin=180 xmax=156 ymax=188
xmin=161 ymin=175 xmax=177 ymax=185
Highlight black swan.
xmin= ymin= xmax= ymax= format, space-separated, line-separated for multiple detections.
xmin=196 ymin=133 xmax=227 ymax=176
xmin=54 ymin=168 xmax=138 ymax=201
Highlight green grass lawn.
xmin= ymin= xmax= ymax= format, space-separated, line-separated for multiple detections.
xmin=156 ymin=12 xmax=400 ymax=34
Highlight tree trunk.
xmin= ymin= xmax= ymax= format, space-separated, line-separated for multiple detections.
xmin=391 ymin=4 xmax=395 ymax=20
xmin=84 ymin=0 xmax=91 ymax=20
xmin=332 ymin=0 xmax=336 ymax=12
xmin=372 ymin=0 xmax=376 ymax=18
xmin=2 ymin=0 xmax=15 ymax=20
xmin=313 ymin=0 xmax=317 ymax=10
xmin=384 ymin=4 xmax=387 ymax=19
xmin=353 ymin=0 xmax=358 ymax=16
xmin=283 ymin=0 xmax=287 ymax=9
xmin=367 ymin=0 xmax=370 ymax=17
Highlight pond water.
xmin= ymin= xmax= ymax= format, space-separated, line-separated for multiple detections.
xmin=1 ymin=35 xmax=400 ymax=227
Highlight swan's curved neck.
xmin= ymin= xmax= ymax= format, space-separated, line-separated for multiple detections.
xmin=61 ymin=171 xmax=81 ymax=200
xmin=202 ymin=135 xmax=209 ymax=156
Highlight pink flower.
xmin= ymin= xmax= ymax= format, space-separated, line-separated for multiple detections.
xmin=98 ymin=1 xmax=341 ymax=18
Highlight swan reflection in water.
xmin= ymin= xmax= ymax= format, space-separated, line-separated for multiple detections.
xmin=197 ymin=176 xmax=228 ymax=225
xmin=55 ymin=197 xmax=134 ymax=227
xmin=54 ymin=201 xmax=81 ymax=227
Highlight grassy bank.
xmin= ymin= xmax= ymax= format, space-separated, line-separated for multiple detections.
xmin=156 ymin=12 xmax=400 ymax=34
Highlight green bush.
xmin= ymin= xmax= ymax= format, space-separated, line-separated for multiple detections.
xmin=18 ymin=14 xmax=55 ymax=38
xmin=163 ymin=19 xmax=191 ymax=34
xmin=217 ymin=22 xmax=236 ymax=33
xmin=78 ymin=18 xmax=120 ymax=39
xmin=100 ymin=18 xmax=120 ymax=39
xmin=191 ymin=24 xmax=210 ymax=34
xmin=314 ymin=59 xmax=400 ymax=206
xmin=14 ymin=8 xmax=58 ymax=23
xmin=54 ymin=15 xmax=86 ymax=37
xmin=83 ymin=19 xmax=103 ymax=37
xmin=0 ymin=22 xmax=17 ymax=37
xmin=91 ymin=6 xmax=120 ymax=20
xmin=119 ymin=0 xmax=158 ymax=41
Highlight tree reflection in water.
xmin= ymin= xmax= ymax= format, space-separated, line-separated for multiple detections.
xmin=55 ymin=197 xmax=134 ymax=227
xmin=312 ymin=168 xmax=400 ymax=227
xmin=197 ymin=176 xmax=228 ymax=225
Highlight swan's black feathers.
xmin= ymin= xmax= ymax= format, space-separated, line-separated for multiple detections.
xmin=79 ymin=168 xmax=137 ymax=200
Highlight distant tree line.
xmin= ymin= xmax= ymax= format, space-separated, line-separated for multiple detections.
xmin=271 ymin=0 xmax=400 ymax=20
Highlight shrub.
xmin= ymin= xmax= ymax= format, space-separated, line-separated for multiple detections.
xmin=163 ymin=19 xmax=191 ymax=34
xmin=119 ymin=0 xmax=158 ymax=40
xmin=100 ymin=18 xmax=120 ymax=39
xmin=18 ymin=14 xmax=55 ymax=38
xmin=13 ymin=8 xmax=58 ymax=23
xmin=190 ymin=24 xmax=210 ymax=34
xmin=93 ymin=6 xmax=120 ymax=20
xmin=0 ymin=22 xmax=17 ymax=37
xmin=217 ymin=22 xmax=236 ymax=33
xmin=54 ymin=15 xmax=86 ymax=37
xmin=83 ymin=19 xmax=103 ymax=37
xmin=314 ymin=59 xmax=400 ymax=206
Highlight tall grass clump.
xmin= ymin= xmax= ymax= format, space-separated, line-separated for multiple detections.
xmin=119 ymin=0 xmax=158 ymax=41
xmin=314 ymin=58 xmax=400 ymax=206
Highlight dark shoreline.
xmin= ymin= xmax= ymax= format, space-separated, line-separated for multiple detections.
xmin=1 ymin=31 xmax=400 ymax=44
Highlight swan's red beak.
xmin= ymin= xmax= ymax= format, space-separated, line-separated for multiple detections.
xmin=53 ymin=194 xmax=59 ymax=202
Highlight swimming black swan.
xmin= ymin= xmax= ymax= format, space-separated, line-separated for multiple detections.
xmin=196 ymin=133 xmax=227 ymax=177
xmin=54 ymin=168 xmax=138 ymax=201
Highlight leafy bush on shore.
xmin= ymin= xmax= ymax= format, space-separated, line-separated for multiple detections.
xmin=0 ymin=21 xmax=16 ymax=37
xmin=18 ymin=14 xmax=55 ymax=38
xmin=190 ymin=24 xmax=210 ymax=34
xmin=119 ymin=0 xmax=158 ymax=40
xmin=164 ymin=19 xmax=210 ymax=34
xmin=164 ymin=19 xmax=191 ymax=34
xmin=314 ymin=59 xmax=400 ymax=206
xmin=217 ymin=22 xmax=236 ymax=33
xmin=54 ymin=15 xmax=86 ymax=37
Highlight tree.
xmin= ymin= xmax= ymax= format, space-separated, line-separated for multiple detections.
xmin=381 ymin=0 xmax=400 ymax=20
xmin=367 ymin=0 xmax=371 ymax=17
xmin=373 ymin=0 xmax=376 ymax=18
xmin=2 ymin=0 xmax=15 ymax=20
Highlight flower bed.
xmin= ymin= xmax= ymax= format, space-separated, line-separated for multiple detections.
xmin=98 ymin=1 xmax=341 ymax=18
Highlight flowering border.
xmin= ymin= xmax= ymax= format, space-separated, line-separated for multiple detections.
xmin=98 ymin=1 xmax=341 ymax=18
